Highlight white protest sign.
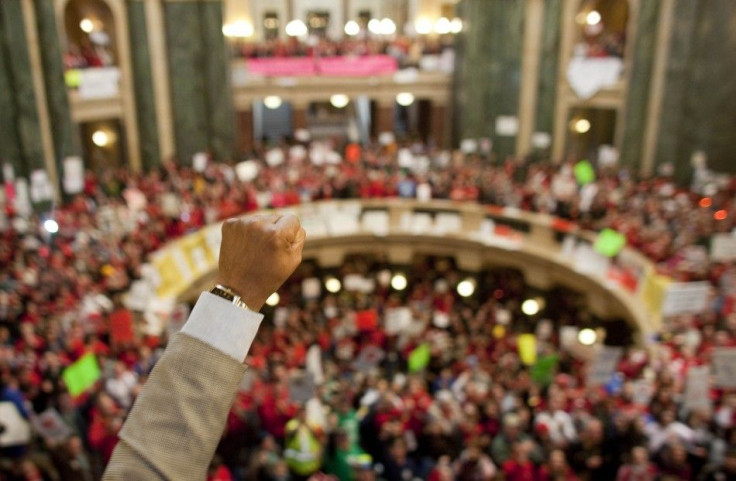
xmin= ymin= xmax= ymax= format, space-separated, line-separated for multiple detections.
xmin=235 ymin=160 xmax=260 ymax=182
xmin=353 ymin=346 xmax=386 ymax=372
xmin=192 ymin=152 xmax=208 ymax=172
xmin=124 ymin=280 xmax=153 ymax=312
xmin=661 ymin=281 xmax=711 ymax=317
xmin=586 ymin=346 xmax=623 ymax=386
xmin=495 ymin=116 xmax=519 ymax=136
xmin=289 ymin=145 xmax=307 ymax=162
xmin=77 ymin=67 xmax=120 ymax=99
xmin=306 ymin=345 xmax=324 ymax=384
xmin=0 ymin=402 xmax=31 ymax=447
xmin=416 ymin=183 xmax=431 ymax=201
xmin=378 ymin=132 xmax=395 ymax=146
xmin=14 ymin=179 xmax=32 ymax=217
xmin=31 ymin=408 xmax=72 ymax=443
xmin=712 ymin=348 xmax=736 ymax=389
xmin=684 ymin=366 xmax=711 ymax=410
xmin=385 ymin=307 xmax=412 ymax=335
xmin=265 ymin=148 xmax=284 ymax=167
xmin=631 ymin=379 xmax=655 ymax=406
xmin=294 ymin=128 xmax=311 ymax=142
xmin=289 ymin=372 xmax=316 ymax=403
xmin=531 ymin=132 xmax=551 ymax=149
xmin=460 ymin=138 xmax=478 ymax=154
xmin=2 ymin=163 xmax=14 ymax=183
xmin=711 ymin=234 xmax=736 ymax=262
xmin=30 ymin=170 xmax=53 ymax=203
xmin=62 ymin=157 xmax=84 ymax=194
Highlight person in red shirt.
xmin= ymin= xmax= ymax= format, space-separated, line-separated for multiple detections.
xmin=502 ymin=440 xmax=538 ymax=481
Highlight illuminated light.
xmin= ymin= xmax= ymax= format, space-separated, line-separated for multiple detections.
xmin=325 ymin=277 xmax=342 ymax=293
xmin=43 ymin=219 xmax=59 ymax=234
xmin=285 ymin=19 xmax=308 ymax=37
xmin=396 ymin=92 xmax=415 ymax=107
xmin=415 ymin=18 xmax=433 ymax=35
xmin=223 ymin=20 xmax=254 ymax=38
xmin=263 ymin=96 xmax=283 ymax=109
xmin=266 ymin=292 xmax=280 ymax=306
xmin=456 ymin=279 xmax=476 ymax=298
xmin=521 ymin=299 xmax=540 ymax=316
xmin=80 ymin=18 xmax=94 ymax=33
xmin=344 ymin=20 xmax=360 ymax=36
xmin=715 ymin=210 xmax=728 ymax=221
xmin=330 ymin=94 xmax=350 ymax=109
xmin=434 ymin=17 xmax=451 ymax=34
xmin=450 ymin=17 xmax=463 ymax=34
xmin=390 ymin=273 xmax=408 ymax=291
xmin=578 ymin=328 xmax=597 ymax=346
xmin=92 ymin=130 xmax=109 ymax=147
xmin=367 ymin=19 xmax=381 ymax=34
xmin=573 ymin=118 xmax=591 ymax=134
xmin=379 ymin=18 xmax=396 ymax=35
xmin=586 ymin=10 xmax=602 ymax=26
xmin=699 ymin=197 xmax=712 ymax=208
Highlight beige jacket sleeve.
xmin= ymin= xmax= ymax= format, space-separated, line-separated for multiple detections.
xmin=103 ymin=293 xmax=263 ymax=481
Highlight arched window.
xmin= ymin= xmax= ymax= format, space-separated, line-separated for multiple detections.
xmin=63 ymin=0 xmax=117 ymax=71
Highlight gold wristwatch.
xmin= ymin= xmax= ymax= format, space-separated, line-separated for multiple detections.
xmin=210 ymin=284 xmax=252 ymax=311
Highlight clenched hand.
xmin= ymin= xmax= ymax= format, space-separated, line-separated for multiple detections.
xmin=215 ymin=214 xmax=306 ymax=311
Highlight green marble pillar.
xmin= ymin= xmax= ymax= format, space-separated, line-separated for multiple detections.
xmin=164 ymin=1 xmax=209 ymax=164
xmin=619 ymin=0 xmax=660 ymax=169
xmin=0 ymin=0 xmax=45 ymax=175
xmin=127 ymin=0 xmax=161 ymax=169
xmin=34 ymin=0 xmax=80 ymax=168
xmin=459 ymin=0 xmax=525 ymax=160
xmin=0 ymin=15 xmax=23 ymax=179
xmin=534 ymin=0 xmax=562 ymax=140
xmin=656 ymin=0 xmax=736 ymax=182
xmin=200 ymin=0 xmax=235 ymax=161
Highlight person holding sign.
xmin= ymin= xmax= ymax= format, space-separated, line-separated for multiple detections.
xmin=103 ymin=214 xmax=306 ymax=480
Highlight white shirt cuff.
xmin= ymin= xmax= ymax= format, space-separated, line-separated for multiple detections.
xmin=181 ymin=292 xmax=264 ymax=362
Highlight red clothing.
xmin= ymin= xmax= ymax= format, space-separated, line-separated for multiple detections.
xmin=502 ymin=459 xmax=537 ymax=481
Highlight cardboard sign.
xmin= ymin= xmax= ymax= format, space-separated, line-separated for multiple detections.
xmin=109 ymin=309 xmax=135 ymax=344
xmin=385 ymin=307 xmax=412 ymax=335
xmin=574 ymin=160 xmax=596 ymax=185
xmin=661 ymin=281 xmax=711 ymax=317
xmin=408 ymin=344 xmax=431 ymax=372
xmin=62 ymin=353 xmax=101 ymax=397
xmin=713 ymin=349 xmax=736 ymax=389
xmin=517 ymin=334 xmax=537 ymax=366
xmin=594 ymin=229 xmax=626 ymax=258
xmin=711 ymin=234 xmax=736 ymax=261
xmin=32 ymin=408 xmax=72 ymax=442
xmin=0 ymin=402 xmax=31 ymax=447
xmin=587 ymin=346 xmax=622 ymax=386
xmin=235 ymin=161 xmax=260 ymax=182
xmin=63 ymin=157 xmax=84 ymax=194
xmin=684 ymin=366 xmax=711 ymax=409
xmin=289 ymin=372 xmax=316 ymax=403
xmin=30 ymin=170 xmax=54 ymax=203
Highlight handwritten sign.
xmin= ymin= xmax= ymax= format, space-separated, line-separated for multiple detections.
xmin=587 ymin=346 xmax=622 ymax=386
xmin=711 ymin=234 xmax=736 ymax=261
xmin=661 ymin=281 xmax=711 ymax=317
xmin=713 ymin=349 xmax=736 ymax=389
xmin=684 ymin=366 xmax=711 ymax=410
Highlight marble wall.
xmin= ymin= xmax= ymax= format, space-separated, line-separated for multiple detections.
xmin=165 ymin=0 xmax=235 ymax=164
xmin=656 ymin=0 xmax=736 ymax=182
xmin=533 ymin=0 xmax=561 ymax=145
xmin=128 ymin=0 xmax=161 ymax=169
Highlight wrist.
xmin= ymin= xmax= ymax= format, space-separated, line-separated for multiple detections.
xmin=212 ymin=278 xmax=266 ymax=312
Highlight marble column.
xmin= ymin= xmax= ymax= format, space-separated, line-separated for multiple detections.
xmin=458 ymin=0 xmax=525 ymax=160
xmin=0 ymin=0 xmax=45 ymax=175
xmin=200 ymin=0 xmax=235 ymax=161
xmin=293 ymin=107 xmax=309 ymax=131
xmin=34 ymin=0 xmax=80 ymax=164
xmin=374 ymin=102 xmax=395 ymax=136
xmin=127 ymin=0 xmax=161 ymax=170
xmin=619 ymin=0 xmax=661 ymax=169
xmin=164 ymin=0 xmax=209 ymax=164
xmin=0 ymin=20 xmax=23 ymax=178
xmin=236 ymin=110 xmax=255 ymax=155
xmin=533 ymin=0 xmax=562 ymax=148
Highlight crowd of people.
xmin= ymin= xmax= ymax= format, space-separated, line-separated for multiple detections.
xmin=230 ymin=35 xmax=453 ymax=71
xmin=1 ymin=137 xmax=736 ymax=481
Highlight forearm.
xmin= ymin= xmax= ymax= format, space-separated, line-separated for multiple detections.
xmin=104 ymin=293 xmax=263 ymax=480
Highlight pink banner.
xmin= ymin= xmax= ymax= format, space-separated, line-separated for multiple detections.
xmin=245 ymin=55 xmax=398 ymax=77
xmin=317 ymin=55 xmax=398 ymax=76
